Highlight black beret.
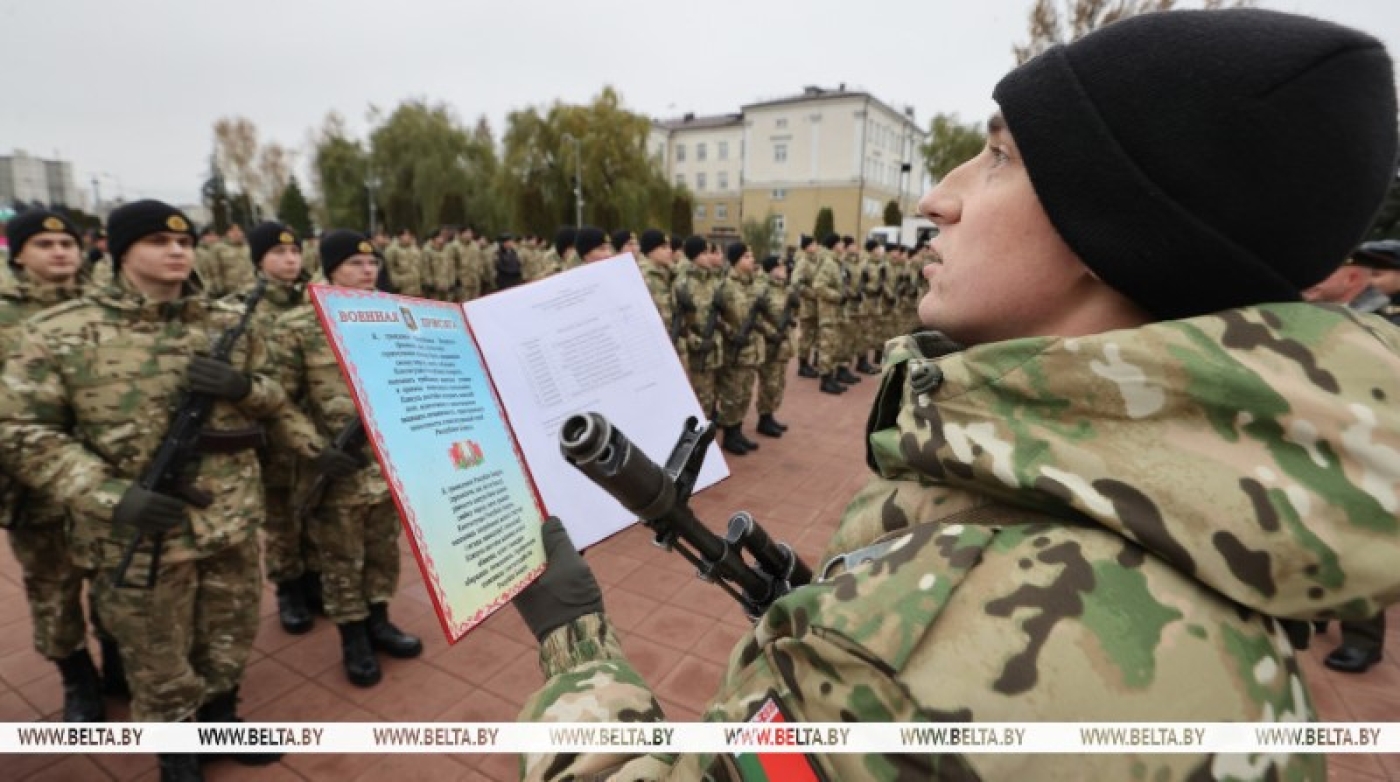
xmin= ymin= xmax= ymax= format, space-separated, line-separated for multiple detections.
xmin=248 ymin=221 xmax=299 ymax=266
xmin=639 ymin=229 xmax=668 ymax=256
xmin=107 ymin=200 xmax=196 ymax=266
xmin=575 ymin=226 xmax=609 ymax=258
xmin=5 ymin=210 xmax=81 ymax=267
xmin=320 ymin=229 xmax=378 ymax=278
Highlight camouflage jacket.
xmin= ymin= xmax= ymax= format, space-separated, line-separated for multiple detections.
xmin=272 ymin=303 xmax=389 ymax=507
xmin=638 ymin=257 xmax=678 ymax=342
xmin=810 ymin=250 xmax=846 ymax=319
xmin=230 ymin=275 xmax=312 ymax=489
xmin=208 ymin=241 xmax=256 ymax=298
xmin=520 ymin=304 xmax=1400 ymax=781
xmin=422 ymin=242 xmax=454 ymax=295
xmin=0 ymin=271 xmax=88 ymax=528
xmin=719 ymin=269 xmax=768 ymax=367
xmin=676 ymin=265 xmax=726 ymax=370
xmin=385 ymin=241 xmax=423 ymax=297
xmin=0 ymin=276 xmax=323 ymax=567
xmin=757 ymin=272 xmax=796 ymax=364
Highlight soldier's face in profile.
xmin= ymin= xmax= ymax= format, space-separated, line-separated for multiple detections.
xmin=123 ymin=232 xmax=194 ymax=286
xmin=916 ymin=113 xmax=1096 ymax=346
xmin=734 ymin=251 xmax=755 ymax=273
xmin=261 ymin=244 xmax=303 ymax=284
xmin=16 ymin=233 xmax=81 ymax=284
xmin=649 ymin=245 xmax=673 ymax=266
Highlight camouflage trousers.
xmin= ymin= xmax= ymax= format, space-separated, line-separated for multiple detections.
xmin=686 ymin=353 xmax=720 ymax=417
xmin=7 ymin=522 xmax=92 ymax=659
xmin=311 ymin=500 xmax=401 ymax=624
xmin=797 ymin=312 xmax=818 ymax=361
xmin=261 ymin=485 xmax=320 ymax=584
xmin=756 ymin=357 xmax=788 ymax=415
xmin=94 ymin=537 xmax=260 ymax=722
xmin=715 ymin=364 xmax=757 ymax=427
xmin=815 ymin=303 xmax=845 ymax=374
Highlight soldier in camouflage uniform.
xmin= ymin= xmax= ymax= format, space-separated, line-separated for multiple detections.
xmin=203 ymin=224 xmax=255 ymax=298
xmin=635 ymin=229 xmax=682 ymax=356
xmin=421 ymin=227 xmax=455 ymax=301
xmin=856 ymin=239 xmax=886 ymax=373
xmin=811 ymin=234 xmax=850 ymax=395
xmin=235 ymin=222 xmax=324 ymax=636
xmin=570 ymin=226 xmax=613 ymax=271
xmin=0 ymin=210 xmax=113 ymax=722
xmin=384 ymin=228 xmax=422 ymax=297
xmin=85 ymin=228 xmax=115 ymax=290
xmin=838 ymin=237 xmax=865 ymax=384
xmin=754 ymin=255 xmax=796 ymax=438
xmin=0 ymin=201 xmax=331 ymax=779
xmin=791 ymin=235 xmax=820 ymax=378
xmin=273 ymin=230 xmax=423 ymax=690
xmin=675 ymin=236 xmax=726 ymax=417
xmin=611 ymin=229 xmax=639 ymax=262
xmin=301 ymin=232 xmax=321 ymax=280
xmin=449 ymin=226 xmax=480 ymax=299
xmin=509 ymin=11 xmax=1400 ymax=780
xmin=714 ymin=243 xmax=768 ymax=455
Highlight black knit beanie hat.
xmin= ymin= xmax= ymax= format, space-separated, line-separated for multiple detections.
xmin=993 ymin=9 xmax=1398 ymax=320
xmin=610 ymin=229 xmax=636 ymax=250
xmin=554 ymin=226 xmax=577 ymax=255
xmin=320 ymin=229 xmax=376 ymax=278
xmin=669 ymin=236 xmax=684 ymax=252
xmin=725 ymin=242 xmax=749 ymax=264
xmin=821 ymin=234 xmax=840 ymax=250
xmin=639 ymin=229 xmax=668 ymax=256
xmin=575 ymin=226 xmax=608 ymax=257
xmin=248 ymin=221 xmax=299 ymax=267
xmin=6 ymin=210 xmax=81 ymax=267
xmin=107 ymin=200 xmax=195 ymax=266
xmin=683 ymin=235 xmax=707 ymax=259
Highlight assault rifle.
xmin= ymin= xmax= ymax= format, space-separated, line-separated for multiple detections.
xmin=773 ymin=289 xmax=801 ymax=337
xmin=561 ymin=413 xmax=811 ymax=620
xmin=670 ymin=286 xmax=695 ymax=344
xmin=729 ymin=293 xmax=768 ymax=360
xmin=293 ymin=417 xmax=368 ymax=521
xmin=693 ymin=285 xmax=726 ymax=364
xmin=112 ymin=277 xmax=269 ymax=589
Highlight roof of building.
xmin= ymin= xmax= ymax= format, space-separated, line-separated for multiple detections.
xmin=743 ymin=85 xmax=924 ymax=134
xmin=654 ymin=112 xmax=745 ymax=131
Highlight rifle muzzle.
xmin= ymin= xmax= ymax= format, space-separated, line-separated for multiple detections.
xmin=561 ymin=413 xmax=676 ymax=520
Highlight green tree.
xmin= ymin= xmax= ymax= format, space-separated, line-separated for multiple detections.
xmin=813 ymin=207 xmax=835 ymax=241
xmin=921 ymin=114 xmax=987 ymax=182
xmin=1014 ymin=0 xmax=1253 ymax=64
xmin=201 ymin=154 xmax=231 ymax=233
xmin=311 ymin=112 xmax=370 ymax=230
xmin=502 ymin=87 xmax=677 ymax=237
xmin=883 ymin=199 xmax=902 ymax=226
xmin=277 ymin=175 xmax=314 ymax=236
xmin=369 ymin=100 xmax=494 ymax=235
xmin=670 ymin=191 xmax=694 ymax=237
xmin=741 ymin=213 xmax=780 ymax=262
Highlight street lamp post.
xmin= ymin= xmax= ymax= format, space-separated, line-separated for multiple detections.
xmin=560 ymin=133 xmax=583 ymax=228
xmin=366 ymin=170 xmax=382 ymax=235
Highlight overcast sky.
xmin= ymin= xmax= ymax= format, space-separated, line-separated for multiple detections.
xmin=3 ymin=0 xmax=1397 ymax=207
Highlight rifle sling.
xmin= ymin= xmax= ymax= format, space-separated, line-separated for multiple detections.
xmin=195 ymin=426 xmax=266 ymax=455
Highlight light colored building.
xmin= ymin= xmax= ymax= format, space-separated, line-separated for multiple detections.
xmin=740 ymin=86 xmax=926 ymax=248
xmin=0 ymin=150 xmax=81 ymax=208
xmin=654 ymin=113 xmax=745 ymax=240
xmin=651 ymin=86 xmax=927 ymax=248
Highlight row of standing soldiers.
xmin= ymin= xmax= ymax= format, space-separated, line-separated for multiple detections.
xmin=0 ymin=204 xmax=423 ymax=782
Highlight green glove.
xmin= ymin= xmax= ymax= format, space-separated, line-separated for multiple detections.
xmin=112 ymin=484 xmax=187 ymax=535
xmin=187 ymin=356 xmax=251 ymax=401
xmin=512 ymin=517 xmax=604 ymax=642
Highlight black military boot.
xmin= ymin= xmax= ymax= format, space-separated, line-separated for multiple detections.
xmin=873 ymin=348 xmax=884 ymax=366
xmin=337 ymin=621 xmax=382 ymax=687
xmin=734 ymin=426 xmax=760 ymax=451
xmin=158 ymin=753 xmax=204 ymax=782
xmin=98 ymin=636 xmax=129 ymax=698
xmin=797 ymin=358 xmax=819 ymax=378
xmin=197 ymin=689 xmax=282 ymax=766
xmin=368 ymin=603 xmax=423 ymax=659
xmin=770 ymin=415 xmax=789 ymax=432
xmin=856 ymin=355 xmax=880 ymax=375
xmin=819 ymin=374 xmax=846 ymax=395
xmin=275 ymin=579 xmax=313 ymax=635
xmin=836 ymin=365 xmax=862 ymax=384
xmin=721 ymin=425 xmax=751 ymax=455
xmin=55 ymin=649 xmax=104 ymax=722
xmin=302 ymin=570 xmax=326 ymax=616
xmin=756 ymin=414 xmax=784 ymax=438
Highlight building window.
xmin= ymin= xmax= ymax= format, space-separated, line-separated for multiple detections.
xmin=675 ymin=174 xmax=685 ymax=188
xmin=771 ymin=188 xmax=787 ymax=200
xmin=718 ymin=141 xmax=728 ymax=160
xmin=716 ymin=204 xmax=728 ymax=220
xmin=676 ymin=144 xmax=686 ymax=162
xmin=776 ymin=118 xmax=788 ymax=129
xmin=718 ymin=171 xmax=728 ymax=190
xmin=697 ymin=173 xmax=707 ymax=191
xmin=695 ymin=204 xmax=707 ymax=220
xmin=773 ymin=214 xmax=786 ymax=236
xmin=774 ymin=143 xmax=788 ymax=163
xmin=863 ymin=197 xmax=881 ymax=217
xmin=697 ymin=143 xmax=707 ymax=161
